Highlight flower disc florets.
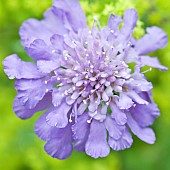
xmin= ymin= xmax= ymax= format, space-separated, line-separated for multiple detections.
xmin=52 ymin=27 xmax=149 ymax=125
xmin=3 ymin=0 xmax=168 ymax=159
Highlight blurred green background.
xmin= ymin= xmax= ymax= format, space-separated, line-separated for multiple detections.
xmin=0 ymin=0 xmax=170 ymax=170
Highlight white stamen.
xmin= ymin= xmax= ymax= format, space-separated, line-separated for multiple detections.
xmin=114 ymin=71 xmax=118 ymax=74
xmin=86 ymin=54 xmax=89 ymax=57
xmin=106 ymin=101 xmax=110 ymax=105
xmin=44 ymin=81 xmax=48 ymax=84
xmin=93 ymin=16 xmax=101 ymax=29
xmin=133 ymin=104 xmax=136 ymax=107
xmin=83 ymin=100 xmax=87 ymax=104
xmin=142 ymin=67 xmax=152 ymax=74
xmin=69 ymin=114 xmax=73 ymax=123
xmin=64 ymin=57 xmax=68 ymax=60
xmin=102 ymin=52 xmax=106 ymax=55
xmin=90 ymin=89 xmax=95 ymax=93
xmin=96 ymin=51 xmax=100 ymax=55
xmin=64 ymin=90 xmax=68 ymax=95
xmin=55 ymin=123 xmax=58 ymax=127
xmin=87 ymin=117 xmax=93 ymax=124
xmin=75 ymin=73 xmax=79 ymax=77
xmin=45 ymin=89 xmax=49 ymax=93
xmin=111 ymin=46 xmax=114 ymax=49
xmin=72 ymin=86 xmax=76 ymax=90
xmin=85 ymin=41 xmax=88 ymax=45
xmin=90 ymin=69 xmax=93 ymax=73
xmin=90 ymin=65 xmax=94 ymax=69
xmin=95 ymin=100 xmax=98 ymax=104
xmin=110 ymin=30 xmax=114 ymax=33
xmin=52 ymin=50 xmax=56 ymax=53
xmin=85 ymin=74 xmax=88 ymax=79
xmin=57 ymin=77 xmax=61 ymax=80
xmin=89 ymin=30 xmax=92 ymax=34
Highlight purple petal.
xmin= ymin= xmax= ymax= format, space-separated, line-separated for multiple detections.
xmin=19 ymin=8 xmax=68 ymax=47
xmin=88 ymin=102 xmax=98 ymax=113
xmin=127 ymin=73 xmax=153 ymax=92
xmin=110 ymin=102 xmax=127 ymax=125
xmin=104 ymin=115 xmax=125 ymax=140
xmin=37 ymin=60 xmax=60 ymax=73
xmin=77 ymin=102 xmax=88 ymax=115
xmin=120 ymin=8 xmax=138 ymax=40
xmin=117 ymin=93 xmax=134 ymax=109
xmin=135 ymin=26 xmax=168 ymax=55
xmin=140 ymin=56 xmax=168 ymax=71
xmin=72 ymin=113 xmax=90 ymax=151
xmin=50 ymin=34 xmax=64 ymax=51
xmin=46 ymin=102 xmax=71 ymax=128
xmin=3 ymin=54 xmax=44 ymax=79
xmin=44 ymin=123 xmax=73 ymax=160
xmin=130 ymin=103 xmax=160 ymax=127
xmin=52 ymin=89 xmax=64 ymax=107
xmin=108 ymin=14 xmax=122 ymax=32
xmin=108 ymin=127 xmax=133 ymax=151
xmin=15 ymin=78 xmax=52 ymax=109
xmin=85 ymin=120 xmax=110 ymax=158
xmin=34 ymin=109 xmax=56 ymax=141
xmin=25 ymin=39 xmax=53 ymax=60
xmin=127 ymin=113 xmax=156 ymax=144
xmin=13 ymin=93 xmax=51 ymax=119
xmin=53 ymin=0 xmax=86 ymax=32
xmin=126 ymin=90 xmax=148 ymax=105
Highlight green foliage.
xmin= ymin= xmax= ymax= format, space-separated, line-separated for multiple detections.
xmin=0 ymin=0 xmax=170 ymax=170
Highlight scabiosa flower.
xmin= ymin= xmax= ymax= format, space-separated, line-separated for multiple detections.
xmin=3 ymin=0 xmax=168 ymax=159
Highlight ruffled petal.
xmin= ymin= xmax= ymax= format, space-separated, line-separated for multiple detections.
xmin=110 ymin=102 xmax=127 ymax=125
xmin=72 ymin=113 xmax=90 ymax=151
xmin=120 ymin=9 xmax=138 ymax=40
xmin=19 ymin=8 xmax=68 ymax=47
xmin=108 ymin=14 xmax=122 ymax=32
xmin=34 ymin=109 xmax=56 ymax=141
xmin=52 ymin=89 xmax=64 ymax=107
xmin=135 ymin=26 xmax=168 ymax=55
xmin=46 ymin=102 xmax=71 ymax=128
xmin=25 ymin=39 xmax=53 ymax=60
xmin=85 ymin=120 xmax=110 ymax=158
xmin=127 ymin=73 xmax=153 ymax=92
xmin=15 ymin=78 xmax=52 ymax=109
xmin=117 ymin=93 xmax=134 ymax=109
xmin=50 ymin=34 xmax=64 ymax=51
xmin=3 ymin=54 xmax=44 ymax=79
xmin=140 ymin=56 xmax=168 ymax=71
xmin=44 ymin=123 xmax=73 ymax=160
xmin=104 ymin=115 xmax=125 ymax=140
xmin=130 ymin=103 xmax=160 ymax=127
xmin=126 ymin=90 xmax=148 ymax=105
xmin=127 ymin=113 xmax=156 ymax=144
xmin=108 ymin=127 xmax=133 ymax=151
xmin=53 ymin=0 xmax=86 ymax=32
xmin=37 ymin=60 xmax=60 ymax=73
xmin=13 ymin=93 xmax=51 ymax=119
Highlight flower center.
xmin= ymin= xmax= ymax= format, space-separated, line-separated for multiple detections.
xmin=54 ymin=27 xmax=132 ymax=121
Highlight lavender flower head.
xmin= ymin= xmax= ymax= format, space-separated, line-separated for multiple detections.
xmin=3 ymin=0 xmax=168 ymax=159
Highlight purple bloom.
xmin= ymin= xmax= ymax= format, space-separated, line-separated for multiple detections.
xmin=3 ymin=0 xmax=168 ymax=159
